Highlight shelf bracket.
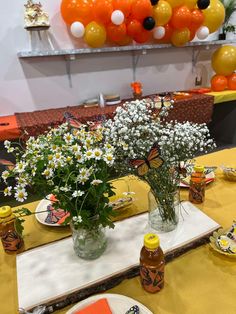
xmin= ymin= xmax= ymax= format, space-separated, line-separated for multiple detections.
xmin=191 ymin=48 xmax=201 ymax=74
xmin=131 ymin=51 xmax=142 ymax=82
xmin=65 ymin=55 xmax=76 ymax=88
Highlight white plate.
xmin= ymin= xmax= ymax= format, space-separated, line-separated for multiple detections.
xmin=35 ymin=197 xmax=69 ymax=227
xmin=66 ymin=293 xmax=153 ymax=314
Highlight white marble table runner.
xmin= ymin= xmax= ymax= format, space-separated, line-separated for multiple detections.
xmin=17 ymin=201 xmax=220 ymax=310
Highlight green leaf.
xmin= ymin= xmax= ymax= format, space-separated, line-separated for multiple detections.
xmin=13 ymin=207 xmax=32 ymax=216
xmin=14 ymin=218 xmax=25 ymax=236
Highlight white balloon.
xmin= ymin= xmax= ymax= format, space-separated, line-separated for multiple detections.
xmin=70 ymin=21 xmax=85 ymax=38
xmin=196 ymin=26 xmax=209 ymax=40
xmin=153 ymin=26 xmax=165 ymax=40
xmin=111 ymin=10 xmax=125 ymax=25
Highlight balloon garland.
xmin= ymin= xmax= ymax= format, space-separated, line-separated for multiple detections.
xmin=61 ymin=0 xmax=225 ymax=47
xmin=210 ymin=46 xmax=236 ymax=91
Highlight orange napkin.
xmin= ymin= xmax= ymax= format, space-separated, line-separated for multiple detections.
xmin=74 ymin=298 xmax=112 ymax=314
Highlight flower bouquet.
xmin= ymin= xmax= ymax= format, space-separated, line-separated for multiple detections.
xmin=1 ymin=123 xmax=116 ymax=259
xmin=104 ymin=98 xmax=216 ymax=232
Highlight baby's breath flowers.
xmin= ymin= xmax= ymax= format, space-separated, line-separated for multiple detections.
xmin=104 ymin=98 xmax=215 ymax=171
xmin=1 ymin=123 xmax=116 ymax=230
xmin=104 ymin=98 xmax=216 ymax=225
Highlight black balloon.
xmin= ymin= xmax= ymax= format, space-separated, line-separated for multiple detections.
xmin=150 ymin=0 xmax=159 ymax=5
xmin=143 ymin=17 xmax=155 ymax=31
xmin=197 ymin=0 xmax=210 ymax=10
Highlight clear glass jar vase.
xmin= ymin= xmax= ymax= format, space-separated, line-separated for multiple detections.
xmin=70 ymin=222 xmax=107 ymax=260
xmin=148 ymin=189 xmax=180 ymax=233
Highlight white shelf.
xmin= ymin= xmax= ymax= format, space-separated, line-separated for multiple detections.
xmin=17 ymin=40 xmax=236 ymax=59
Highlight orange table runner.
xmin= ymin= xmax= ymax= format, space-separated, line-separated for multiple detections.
xmin=0 ymin=115 xmax=21 ymax=141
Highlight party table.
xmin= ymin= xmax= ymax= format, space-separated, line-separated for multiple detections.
xmin=207 ymin=91 xmax=236 ymax=145
xmin=1 ymin=148 xmax=236 ymax=314
xmin=207 ymin=90 xmax=236 ymax=105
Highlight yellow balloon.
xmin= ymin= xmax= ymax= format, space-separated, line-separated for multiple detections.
xmin=211 ymin=45 xmax=236 ymax=76
xmin=84 ymin=22 xmax=106 ymax=48
xmin=203 ymin=0 xmax=225 ymax=33
xmin=153 ymin=1 xmax=172 ymax=26
xmin=171 ymin=28 xmax=190 ymax=47
xmin=184 ymin=0 xmax=197 ymax=9
xmin=166 ymin=0 xmax=185 ymax=8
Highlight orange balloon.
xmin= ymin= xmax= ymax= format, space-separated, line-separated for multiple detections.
xmin=93 ymin=0 xmax=113 ymax=24
xmin=116 ymin=34 xmax=133 ymax=45
xmin=61 ymin=0 xmax=93 ymax=25
xmin=228 ymin=73 xmax=236 ymax=90
xmin=190 ymin=9 xmax=204 ymax=31
xmin=131 ymin=0 xmax=153 ymax=21
xmin=133 ymin=29 xmax=151 ymax=43
xmin=107 ymin=23 xmax=127 ymax=42
xmin=155 ymin=23 xmax=173 ymax=43
xmin=211 ymin=75 xmax=228 ymax=91
xmin=127 ymin=19 xmax=143 ymax=37
xmin=113 ymin=0 xmax=133 ymax=17
xmin=189 ymin=29 xmax=196 ymax=41
xmin=171 ymin=6 xmax=192 ymax=29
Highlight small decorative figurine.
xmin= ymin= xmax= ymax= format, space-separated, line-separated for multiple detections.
xmin=24 ymin=0 xmax=50 ymax=30
xmin=131 ymin=81 xmax=143 ymax=99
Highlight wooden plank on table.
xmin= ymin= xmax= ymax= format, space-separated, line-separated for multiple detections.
xmin=17 ymin=201 xmax=220 ymax=313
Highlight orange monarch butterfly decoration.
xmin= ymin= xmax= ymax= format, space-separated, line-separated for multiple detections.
xmin=129 ymin=143 xmax=164 ymax=176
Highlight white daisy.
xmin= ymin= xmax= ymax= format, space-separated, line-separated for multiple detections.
xmin=77 ymin=175 xmax=89 ymax=185
xmin=93 ymin=149 xmax=102 ymax=160
xmin=104 ymin=153 xmax=114 ymax=165
xmin=14 ymin=162 xmax=26 ymax=173
xmin=1 ymin=170 xmax=9 ymax=182
xmin=42 ymin=168 xmax=53 ymax=179
xmin=4 ymin=186 xmax=12 ymax=196
xmin=71 ymin=144 xmax=81 ymax=154
xmin=60 ymin=185 xmax=71 ymax=192
xmin=63 ymin=132 xmax=74 ymax=144
xmin=7 ymin=147 xmax=14 ymax=153
xmin=91 ymin=179 xmax=103 ymax=186
xmin=75 ymin=153 xmax=84 ymax=163
xmin=66 ymin=156 xmax=73 ymax=164
xmin=85 ymin=150 xmax=93 ymax=160
xmin=4 ymin=140 xmax=11 ymax=149
xmin=14 ymin=188 xmax=28 ymax=202
xmin=72 ymin=190 xmax=85 ymax=198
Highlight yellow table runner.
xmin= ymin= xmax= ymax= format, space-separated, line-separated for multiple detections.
xmin=207 ymin=90 xmax=236 ymax=104
xmin=1 ymin=148 xmax=236 ymax=314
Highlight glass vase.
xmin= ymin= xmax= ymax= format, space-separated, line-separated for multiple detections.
xmin=70 ymin=222 xmax=107 ymax=260
xmin=148 ymin=189 xmax=180 ymax=232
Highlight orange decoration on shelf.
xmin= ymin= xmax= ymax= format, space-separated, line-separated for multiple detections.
xmin=93 ymin=0 xmax=113 ymax=25
xmin=170 ymin=6 xmax=192 ymax=29
xmin=211 ymin=75 xmax=228 ymax=92
xmin=113 ymin=0 xmax=133 ymax=17
xmin=127 ymin=19 xmax=143 ymax=37
xmin=227 ymin=73 xmax=236 ymax=90
xmin=133 ymin=29 xmax=151 ymax=43
xmin=131 ymin=81 xmax=143 ymax=98
xmin=107 ymin=23 xmax=127 ymax=42
xmin=60 ymin=0 xmax=93 ymax=25
xmin=190 ymin=9 xmax=204 ymax=31
xmin=131 ymin=0 xmax=153 ymax=21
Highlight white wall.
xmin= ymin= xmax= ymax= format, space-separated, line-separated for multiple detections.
xmin=0 ymin=0 xmax=223 ymax=117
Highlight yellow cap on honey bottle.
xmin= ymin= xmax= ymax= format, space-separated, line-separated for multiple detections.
xmin=0 ymin=206 xmax=12 ymax=218
xmin=144 ymin=233 xmax=160 ymax=250
xmin=194 ymin=165 xmax=205 ymax=173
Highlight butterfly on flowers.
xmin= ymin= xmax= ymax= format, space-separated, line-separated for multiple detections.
xmin=129 ymin=143 xmax=164 ymax=176
xmin=0 ymin=159 xmax=15 ymax=170
xmin=63 ymin=112 xmax=82 ymax=129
